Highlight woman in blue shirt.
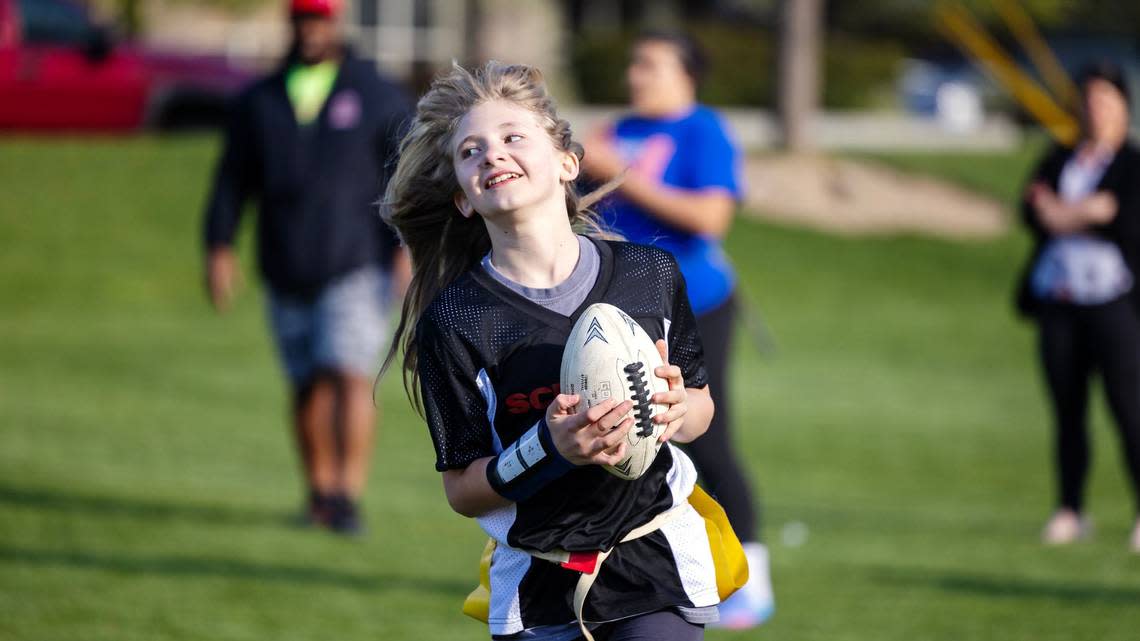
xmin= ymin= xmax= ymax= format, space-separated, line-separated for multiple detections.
xmin=583 ymin=31 xmax=773 ymax=627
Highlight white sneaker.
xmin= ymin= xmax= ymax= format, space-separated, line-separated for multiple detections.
xmin=712 ymin=542 xmax=774 ymax=629
xmin=1129 ymin=518 xmax=1140 ymax=553
xmin=1041 ymin=509 xmax=1091 ymax=545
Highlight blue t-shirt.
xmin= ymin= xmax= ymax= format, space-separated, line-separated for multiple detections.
xmin=605 ymin=105 xmax=742 ymax=314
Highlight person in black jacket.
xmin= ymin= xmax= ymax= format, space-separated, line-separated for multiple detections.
xmin=1017 ymin=61 xmax=1140 ymax=552
xmin=203 ymin=0 xmax=411 ymax=534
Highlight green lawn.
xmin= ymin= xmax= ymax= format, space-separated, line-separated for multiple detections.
xmin=850 ymin=134 xmax=1051 ymax=203
xmin=2 ymin=136 xmax=1138 ymax=641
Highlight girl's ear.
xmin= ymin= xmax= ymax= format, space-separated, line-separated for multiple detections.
xmin=559 ymin=148 xmax=581 ymax=183
xmin=453 ymin=191 xmax=476 ymax=219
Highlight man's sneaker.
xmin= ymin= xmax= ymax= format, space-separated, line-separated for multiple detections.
xmin=712 ymin=542 xmax=774 ymax=629
xmin=328 ymin=494 xmax=365 ymax=536
xmin=294 ymin=490 xmax=333 ymax=528
xmin=1129 ymin=518 xmax=1140 ymax=553
xmin=1041 ymin=509 xmax=1091 ymax=545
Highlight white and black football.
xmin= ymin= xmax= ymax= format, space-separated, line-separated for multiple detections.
xmin=560 ymin=303 xmax=670 ymax=480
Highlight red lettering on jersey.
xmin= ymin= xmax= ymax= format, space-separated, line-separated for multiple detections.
xmin=505 ymin=383 xmax=562 ymax=413
xmin=505 ymin=393 xmax=530 ymax=414
xmin=529 ymin=386 xmax=553 ymax=409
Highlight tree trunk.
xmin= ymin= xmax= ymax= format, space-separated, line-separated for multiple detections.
xmin=777 ymin=0 xmax=823 ymax=152
xmin=119 ymin=0 xmax=142 ymax=38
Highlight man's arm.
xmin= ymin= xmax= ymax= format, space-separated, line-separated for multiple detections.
xmin=203 ymin=94 xmax=256 ymax=312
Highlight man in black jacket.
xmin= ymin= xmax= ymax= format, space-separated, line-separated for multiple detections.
xmin=203 ymin=0 xmax=410 ymax=534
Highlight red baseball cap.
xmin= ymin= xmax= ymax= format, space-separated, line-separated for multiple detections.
xmin=290 ymin=0 xmax=341 ymax=17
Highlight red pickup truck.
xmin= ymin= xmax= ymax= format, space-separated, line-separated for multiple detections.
xmin=0 ymin=0 xmax=252 ymax=131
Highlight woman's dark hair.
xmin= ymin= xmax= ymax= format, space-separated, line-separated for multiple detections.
xmin=635 ymin=30 xmax=708 ymax=87
xmin=1078 ymin=60 xmax=1131 ymax=106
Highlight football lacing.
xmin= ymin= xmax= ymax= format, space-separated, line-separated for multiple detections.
xmin=623 ymin=362 xmax=655 ymax=438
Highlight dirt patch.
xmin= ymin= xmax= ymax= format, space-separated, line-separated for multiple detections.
xmin=742 ymin=155 xmax=1009 ymax=239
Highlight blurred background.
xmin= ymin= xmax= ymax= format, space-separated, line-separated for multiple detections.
xmin=2 ymin=1 xmax=1140 ymax=640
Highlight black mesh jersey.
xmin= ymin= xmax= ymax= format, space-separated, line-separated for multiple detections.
xmin=416 ymin=238 xmax=715 ymax=633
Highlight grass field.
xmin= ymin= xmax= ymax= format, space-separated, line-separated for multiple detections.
xmin=2 ymin=136 xmax=1139 ymax=641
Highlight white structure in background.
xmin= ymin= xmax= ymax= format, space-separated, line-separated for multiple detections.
xmin=358 ymin=0 xmax=567 ymax=85
xmin=215 ymin=0 xmax=564 ymax=83
xmin=935 ymin=81 xmax=984 ymax=133
xmin=348 ymin=0 xmax=467 ymax=78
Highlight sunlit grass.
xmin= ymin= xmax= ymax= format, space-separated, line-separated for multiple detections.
xmin=1 ymin=136 xmax=1137 ymax=641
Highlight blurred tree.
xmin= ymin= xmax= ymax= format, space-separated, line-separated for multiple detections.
xmin=571 ymin=25 xmax=899 ymax=108
xmin=827 ymin=0 xmax=1071 ymax=45
xmin=90 ymin=0 xmax=273 ymax=36
xmin=778 ymin=0 xmax=822 ymax=151
xmin=167 ymin=0 xmax=268 ymax=11
xmin=119 ymin=0 xmax=141 ymax=37
xmin=1064 ymin=0 xmax=1140 ymax=35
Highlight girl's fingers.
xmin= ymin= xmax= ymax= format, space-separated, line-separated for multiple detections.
xmin=653 ymin=403 xmax=687 ymax=425
xmin=658 ymin=420 xmax=684 ymax=443
xmin=554 ymin=393 xmax=580 ymax=409
xmin=595 ymin=400 xmax=633 ymax=431
xmin=599 ymin=418 xmax=633 ymax=449
xmin=651 ymin=390 xmax=685 ymax=405
xmin=654 ymin=363 xmax=684 ymax=391
xmin=652 ymin=342 xmax=685 ymax=388
xmin=574 ymin=398 xmax=619 ymax=430
xmin=601 ymin=441 xmax=623 ymax=456
xmin=548 ymin=393 xmax=581 ymax=420
xmin=594 ymin=441 xmax=628 ymax=466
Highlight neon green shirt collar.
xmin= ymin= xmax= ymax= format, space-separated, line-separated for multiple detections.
xmin=285 ymin=60 xmax=340 ymax=125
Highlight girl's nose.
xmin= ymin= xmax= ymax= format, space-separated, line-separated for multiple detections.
xmin=483 ymin=142 xmax=507 ymax=165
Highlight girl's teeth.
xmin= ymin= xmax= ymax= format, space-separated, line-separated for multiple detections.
xmin=489 ymin=173 xmax=518 ymax=186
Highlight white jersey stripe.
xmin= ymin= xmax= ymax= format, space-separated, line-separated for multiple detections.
xmin=659 ymin=443 xmax=719 ymax=606
xmin=664 ymin=442 xmax=697 ymax=508
xmin=659 ymin=503 xmax=720 ymax=607
xmin=487 ymin=542 xmax=532 ymax=633
xmin=477 ymin=504 xmax=528 ymax=634
xmin=476 ymin=368 xmax=503 ymax=453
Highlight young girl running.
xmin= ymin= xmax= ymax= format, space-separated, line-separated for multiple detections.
xmin=381 ymin=61 xmax=737 ymax=640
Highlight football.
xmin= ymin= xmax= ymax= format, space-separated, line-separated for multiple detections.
xmin=560 ymin=303 xmax=670 ymax=480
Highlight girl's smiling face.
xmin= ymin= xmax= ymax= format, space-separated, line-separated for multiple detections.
xmin=451 ymin=99 xmax=579 ymax=220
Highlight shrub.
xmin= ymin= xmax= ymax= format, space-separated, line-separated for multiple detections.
xmin=570 ymin=25 xmax=905 ymax=109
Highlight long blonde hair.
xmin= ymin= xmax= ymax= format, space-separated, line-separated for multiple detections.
xmin=379 ymin=61 xmax=616 ymax=411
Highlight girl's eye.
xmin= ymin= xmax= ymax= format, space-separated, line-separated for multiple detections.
xmin=460 ymin=147 xmax=479 ymax=159
xmin=505 ymin=134 xmax=523 ymax=143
